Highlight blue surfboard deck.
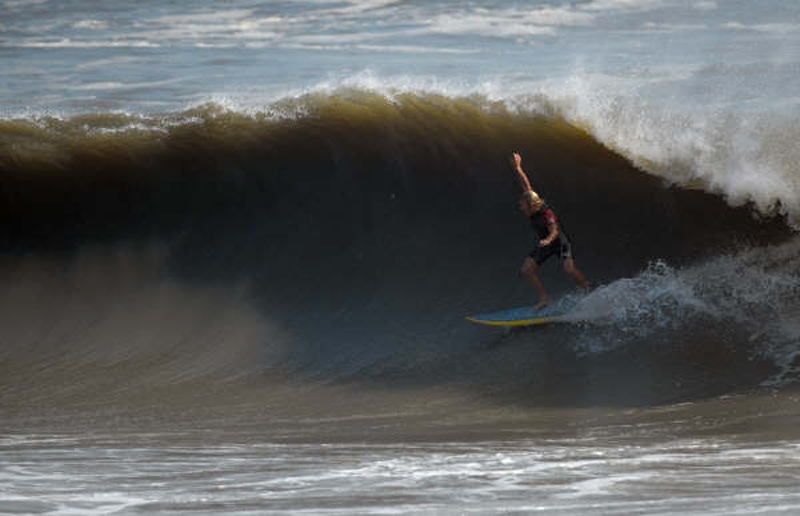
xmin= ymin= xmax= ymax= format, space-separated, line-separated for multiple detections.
xmin=466 ymin=297 xmax=577 ymax=327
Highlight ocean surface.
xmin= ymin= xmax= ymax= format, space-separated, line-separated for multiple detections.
xmin=2 ymin=0 xmax=800 ymax=514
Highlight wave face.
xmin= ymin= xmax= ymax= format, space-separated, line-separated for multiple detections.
xmin=1 ymin=92 xmax=797 ymax=423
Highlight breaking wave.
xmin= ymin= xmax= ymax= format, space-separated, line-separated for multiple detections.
xmin=1 ymin=89 xmax=797 ymax=422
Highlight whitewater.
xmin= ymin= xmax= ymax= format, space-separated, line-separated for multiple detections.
xmin=2 ymin=0 xmax=800 ymax=514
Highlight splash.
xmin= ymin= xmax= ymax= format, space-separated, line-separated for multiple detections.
xmin=570 ymin=238 xmax=800 ymax=385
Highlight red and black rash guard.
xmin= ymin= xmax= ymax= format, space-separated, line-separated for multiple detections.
xmin=529 ymin=205 xmax=569 ymax=246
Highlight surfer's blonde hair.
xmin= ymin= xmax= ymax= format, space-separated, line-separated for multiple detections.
xmin=521 ymin=190 xmax=544 ymax=208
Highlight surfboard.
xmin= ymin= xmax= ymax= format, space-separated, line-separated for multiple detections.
xmin=466 ymin=298 xmax=577 ymax=327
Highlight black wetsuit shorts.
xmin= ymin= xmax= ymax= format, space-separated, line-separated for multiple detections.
xmin=529 ymin=235 xmax=573 ymax=265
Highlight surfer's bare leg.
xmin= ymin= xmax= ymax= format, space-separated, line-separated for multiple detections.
xmin=564 ymin=258 xmax=589 ymax=292
xmin=521 ymin=257 xmax=552 ymax=310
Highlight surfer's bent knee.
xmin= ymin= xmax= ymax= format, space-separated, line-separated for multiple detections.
xmin=521 ymin=257 xmax=538 ymax=277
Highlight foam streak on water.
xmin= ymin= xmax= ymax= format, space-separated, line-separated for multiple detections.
xmin=2 ymin=433 xmax=800 ymax=515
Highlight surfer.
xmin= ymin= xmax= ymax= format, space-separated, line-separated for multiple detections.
xmin=511 ymin=152 xmax=589 ymax=311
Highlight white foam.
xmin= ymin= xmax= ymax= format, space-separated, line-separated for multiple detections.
xmin=423 ymin=7 xmax=594 ymax=39
xmin=2 ymin=0 xmax=47 ymax=8
xmin=3 ymin=435 xmax=800 ymax=513
xmin=72 ymin=19 xmax=109 ymax=31
xmin=694 ymin=1 xmax=718 ymax=10
xmin=417 ymin=0 xmax=663 ymax=40
xmin=533 ymin=72 xmax=800 ymax=225
xmin=64 ymin=76 xmax=187 ymax=92
xmin=569 ymin=238 xmax=800 ymax=384
xmin=724 ymin=22 xmax=800 ymax=33
xmin=289 ymin=42 xmax=479 ymax=55
xmin=15 ymin=39 xmax=160 ymax=49
xmin=642 ymin=22 xmax=708 ymax=31
xmin=148 ymin=9 xmax=256 ymax=25
xmin=581 ymin=0 xmax=664 ymax=12
xmin=313 ymin=0 xmax=403 ymax=16
xmin=568 ymin=260 xmax=717 ymax=331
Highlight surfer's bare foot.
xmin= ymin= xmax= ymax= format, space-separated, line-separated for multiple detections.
xmin=533 ymin=298 xmax=552 ymax=312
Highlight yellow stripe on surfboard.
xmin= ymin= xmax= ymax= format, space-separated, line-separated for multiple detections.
xmin=465 ymin=315 xmax=567 ymax=327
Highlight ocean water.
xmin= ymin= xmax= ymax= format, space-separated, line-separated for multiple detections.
xmin=2 ymin=0 xmax=800 ymax=514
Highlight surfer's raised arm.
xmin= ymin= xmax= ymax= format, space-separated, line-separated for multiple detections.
xmin=510 ymin=152 xmax=533 ymax=193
